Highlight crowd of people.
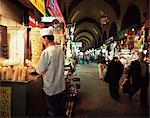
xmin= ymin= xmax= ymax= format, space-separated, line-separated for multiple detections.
xmin=72 ymin=48 xmax=149 ymax=109
xmin=97 ymin=51 xmax=149 ymax=109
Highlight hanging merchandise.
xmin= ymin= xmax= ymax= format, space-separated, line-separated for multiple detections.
xmin=126 ymin=31 xmax=135 ymax=50
xmin=66 ymin=40 xmax=72 ymax=58
xmin=46 ymin=0 xmax=66 ymax=26
xmin=30 ymin=27 xmax=43 ymax=64
xmin=137 ymin=36 xmax=143 ymax=49
xmin=29 ymin=0 xmax=46 ymax=16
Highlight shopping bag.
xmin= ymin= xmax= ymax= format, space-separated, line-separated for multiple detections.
xmin=120 ymin=79 xmax=131 ymax=94
xmin=103 ymin=71 xmax=109 ymax=83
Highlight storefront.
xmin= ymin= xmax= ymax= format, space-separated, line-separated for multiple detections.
xmin=0 ymin=0 xmax=47 ymax=117
xmin=45 ymin=0 xmax=66 ymax=49
xmin=0 ymin=1 xmax=79 ymax=117
xmin=111 ymin=22 xmax=149 ymax=69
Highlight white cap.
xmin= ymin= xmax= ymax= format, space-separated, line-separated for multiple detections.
xmin=40 ymin=26 xmax=54 ymax=37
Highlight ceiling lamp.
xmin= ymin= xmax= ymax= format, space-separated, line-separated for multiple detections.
xmin=100 ymin=14 xmax=109 ymax=26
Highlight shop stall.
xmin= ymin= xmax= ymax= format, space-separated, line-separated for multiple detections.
xmin=0 ymin=21 xmax=47 ymax=118
xmin=0 ymin=23 xmax=47 ymax=117
xmin=0 ymin=0 xmax=80 ymax=117
xmin=0 ymin=1 xmax=48 ymax=117
xmin=0 ymin=75 xmax=47 ymax=118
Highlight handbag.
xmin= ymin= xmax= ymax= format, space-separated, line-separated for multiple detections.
xmin=103 ymin=71 xmax=109 ymax=83
xmin=120 ymin=79 xmax=131 ymax=94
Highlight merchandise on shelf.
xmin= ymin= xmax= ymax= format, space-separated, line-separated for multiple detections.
xmin=30 ymin=27 xmax=43 ymax=64
xmin=0 ymin=65 xmax=38 ymax=81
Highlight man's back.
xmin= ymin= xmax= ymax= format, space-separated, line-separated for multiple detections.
xmin=36 ymin=45 xmax=66 ymax=96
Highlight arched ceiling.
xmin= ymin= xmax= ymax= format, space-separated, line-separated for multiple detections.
xmin=76 ymin=38 xmax=91 ymax=50
xmin=58 ymin=0 xmax=120 ymax=50
xmin=75 ymin=32 xmax=95 ymax=48
xmin=76 ymin=36 xmax=93 ymax=50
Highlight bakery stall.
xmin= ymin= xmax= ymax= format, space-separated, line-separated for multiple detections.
xmin=0 ymin=25 xmax=48 ymax=118
xmin=0 ymin=13 xmax=47 ymax=118
xmin=0 ymin=27 xmax=47 ymax=118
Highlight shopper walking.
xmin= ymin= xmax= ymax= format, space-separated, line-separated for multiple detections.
xmin=104 ymin=57 xmax=124 ymax=101
xmin=97 ymin=53 xmax=106 ymax=80
xmin=84 ymin=53 xmax=90 ymax=64
xmin=127 ymin=52 xmax=149 ymax=108
xmin=26 ymin=26 xmax=66 ymax=117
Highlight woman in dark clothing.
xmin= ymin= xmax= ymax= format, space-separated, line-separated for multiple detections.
xmin=105 ymin=57 xmax=124 ymax=101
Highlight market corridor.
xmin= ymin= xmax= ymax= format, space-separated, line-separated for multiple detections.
xmin=73 ymin=63 xmax=149 ymax=118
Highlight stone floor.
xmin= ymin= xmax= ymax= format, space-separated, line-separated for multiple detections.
xmin=73 ymin=63 xmax=149 ymax=118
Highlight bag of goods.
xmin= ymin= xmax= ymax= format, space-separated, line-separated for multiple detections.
xmin=12 ymin=66 xmax=19 ymax=81
xmin=21 ymin=67 xmax=28 ymax=81
xmin=6 ymin=66 xmax=13 ymax=80
xmin=2 ymin=67 xmax=7 ymax=80
xmin=120 ymin=79 xmax=131 ymax=94
xmin=1 ymin=67 xmax=7 ymax=80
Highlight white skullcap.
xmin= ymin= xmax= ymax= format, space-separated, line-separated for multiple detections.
xmin=40 ymin=26 xmax=54 ymax=37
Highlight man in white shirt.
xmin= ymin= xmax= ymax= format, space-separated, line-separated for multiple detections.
xmin=26 ymin=26 xmax=66 ymax=117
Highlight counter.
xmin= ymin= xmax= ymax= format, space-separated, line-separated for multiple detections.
xmin=0 ymin=75 xmax=47 ymax=118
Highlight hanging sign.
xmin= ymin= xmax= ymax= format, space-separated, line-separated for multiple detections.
xmin=0 ymin=87 xmax=12 ymax=118
xmin=46 ymin=0 xmax=66 ymax=25
xmin=75 ymin=42 xmax=82 ymax=47
xmin=29 ymin=15 xmax=36 ymax=27
xmin=29 ymin=0 xmax=46 ymax=16
xmin=105 ymin=36 xmax=113 ymax=45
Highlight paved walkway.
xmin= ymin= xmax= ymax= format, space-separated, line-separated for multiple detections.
xmin=73 ymin=63 xmax=149 ymax=118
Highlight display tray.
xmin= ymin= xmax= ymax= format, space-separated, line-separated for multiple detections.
xmin=0 ymin=75 xmax=47 ymax=118
xmin=0 ymin=74 xmax=40 ymax=83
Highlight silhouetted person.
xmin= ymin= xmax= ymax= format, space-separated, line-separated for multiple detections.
xmin=97 ymin=53 xmax=106 ymax=80
xmin=105 ymin=57 xmax=124 ymax=101
xmin=127 ymin=52 xmax=149 ymax=108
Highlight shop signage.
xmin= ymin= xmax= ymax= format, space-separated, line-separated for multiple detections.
xmin=29 ymin=16 xmax=36 ymax=27
xmin=0 ymin=87 xmax=11 ymax=118
xmin=41 ymin=16 xmax=60 ymax=22
xmin=46 ymin=0 xmax=65 ymax=25
xmin=46 ymin=0 xmax=60 ymax=16
xmin=105 ymin=36 xmax=113 ymax=45
xmin=75 ymin=42 xmax=82 ymax=47
xmin=29 ymin=0 xmax=46 ymax=16
xmin=127 ymin=32 xmax=135 ymax=50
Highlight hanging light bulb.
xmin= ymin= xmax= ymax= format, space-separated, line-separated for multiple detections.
xmin=100 ymin=14 xmax=109 ymax=26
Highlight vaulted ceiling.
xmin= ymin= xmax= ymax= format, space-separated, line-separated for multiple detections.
xmin=15 ymin=0 xmax=146 ymax=51
xmin=57 ymin=0 xmax=121 ymax=51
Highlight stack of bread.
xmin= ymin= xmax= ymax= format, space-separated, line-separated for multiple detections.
xmin=0 ymin=66 xmax=29 ymax=81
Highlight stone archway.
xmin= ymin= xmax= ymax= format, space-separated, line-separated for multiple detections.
xmin=121 ymin=5 xmax=141 ymax=30
xmin=109 ymin=22 xmax=117 ymax=40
